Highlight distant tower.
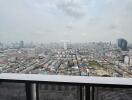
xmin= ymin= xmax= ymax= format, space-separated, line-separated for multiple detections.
xmin=61 ymin=40 xmax=71 ymax=50
xmin=64 ymin=42 xmax=68 ymax=50
xmin=0 ymin=42 xmax=3 ymax=49
xmin=19 ymin=41 xmax=24 ymax=48
xmin=117 ymin=39 xmax=127 ymax=51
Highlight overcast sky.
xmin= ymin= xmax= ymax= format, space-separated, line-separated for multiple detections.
xmin=0 ymin=0 xmax=132 ymax=43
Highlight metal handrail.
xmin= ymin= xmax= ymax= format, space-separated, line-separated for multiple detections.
xmin=0 ymin=73 xmax=132 ymax=86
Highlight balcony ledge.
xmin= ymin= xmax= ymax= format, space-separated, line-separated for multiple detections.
xmin=0 ymin=73 xmax=132 ymax=86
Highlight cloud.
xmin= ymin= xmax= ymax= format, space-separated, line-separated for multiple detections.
xmin=56 ymin=0 xmax=86 ymax=18
xmin=26 ymin=0 xmax=88 ymax=19
xmin=107 ymin=25 xmax=119 ymax=30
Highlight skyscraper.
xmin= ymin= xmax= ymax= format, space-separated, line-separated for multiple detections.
xmin=61 ymin=40 xmax=72 ymax=50
xmin=117 ymin=39 xmax=127 ymax=51
xmin=19 ymin=41 xmax=24 ymax=48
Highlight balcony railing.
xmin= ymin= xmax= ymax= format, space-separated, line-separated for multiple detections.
xmin=0 ymin=73 xmax=132 ymax=100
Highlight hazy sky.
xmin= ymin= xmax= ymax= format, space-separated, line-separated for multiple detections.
xmin=0 ymin=0 xmax=132 ymax=43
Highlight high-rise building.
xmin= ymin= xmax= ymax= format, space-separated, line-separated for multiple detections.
xmin=0 ymin=42 xmax=3 ymax=49
xmin=19 ymin=41 xmax=24 ymax=48
xmin=117 ymin=39 xmax=127 ymax=51
xmin=61 ymin=40 xmax=72 ymax=50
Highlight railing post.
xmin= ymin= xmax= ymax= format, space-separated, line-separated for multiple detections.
xmin=31 ymin=83 xmax=37 ymax=100
xmin=81 ymin=86 xmax=85 ymax=100
xmin=80 ymin=86 xmax=83 ymax=100
xmin=85 ymin=85 xmax=90 ymax=100
xmin=91 ymin=86 xmax=95 ymax=100
xmin=26 ymin=82 xmax=32 ymax=100
xmin=36 ymin=84 xmax=39 ymax=100
xmin=25 ymin=82 xmax=37 ymax=100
